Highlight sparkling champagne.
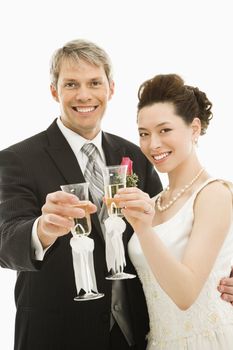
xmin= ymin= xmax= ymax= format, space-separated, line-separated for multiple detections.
xmin=105 ymin=183 xmax=125 ymax=217
xmin=71 ymin=201 xmax=92 ymax=235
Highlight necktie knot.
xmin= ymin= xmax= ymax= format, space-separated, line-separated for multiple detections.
xmin=81 ymin=143 xmax=96 ymax=159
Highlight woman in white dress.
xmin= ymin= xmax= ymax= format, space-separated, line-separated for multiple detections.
xmin=116 ymin=74 xmax=233 ymax=349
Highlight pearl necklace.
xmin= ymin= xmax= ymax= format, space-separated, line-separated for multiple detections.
xmin=156 ymin=168 xmax=205 ymax=212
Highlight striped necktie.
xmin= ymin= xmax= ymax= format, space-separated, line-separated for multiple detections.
xmin=81 ymin=143 xmax=104 ymax=211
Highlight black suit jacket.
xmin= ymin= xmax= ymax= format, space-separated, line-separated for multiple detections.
xmin=0 ymin=119 xmax=162 ymax=350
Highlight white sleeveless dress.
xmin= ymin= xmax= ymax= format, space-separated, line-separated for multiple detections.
xmin=128 ymin=179 xmax=233 ymax=349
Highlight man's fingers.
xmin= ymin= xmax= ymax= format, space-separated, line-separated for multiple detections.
xmin=220 ymin=292 xmax=233 ymax=303
xmin=86 ymin=201 xmax=97 ymax=214
xmin=40 ymin=191 xmax=97 ymax=240
xmin=218 ymin=284 xmax=233 ymax=295
xmin=219 ymin=277 xmax=233 ymax=287
xmin=45 ymin=192 xmax=97 ymax=215
xmin=42 ymin=202 xmax=86 ymax=219
xmin=46 ymin=191 xmax=79 ymax=205
xmin=40 ymin=213 xmax=74 ymax=231
xmin=217 ymin=279 xmax=233 ymax=304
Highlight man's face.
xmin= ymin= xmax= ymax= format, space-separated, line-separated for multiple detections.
xmin=51 ymin=58 xmax=114 ymax=139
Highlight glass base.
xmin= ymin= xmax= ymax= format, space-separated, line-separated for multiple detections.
xmin=74 ymin=292 xmax=104 ymax=301
xmin=106 ymin=272 xmax=136 ymax=280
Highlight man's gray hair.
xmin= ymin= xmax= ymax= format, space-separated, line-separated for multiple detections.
xmin=50 ymin=39 xmax=113 ymax=87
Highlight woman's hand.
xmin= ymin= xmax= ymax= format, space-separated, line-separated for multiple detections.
xmin=115 ymin=187 xmax=155 ymax=233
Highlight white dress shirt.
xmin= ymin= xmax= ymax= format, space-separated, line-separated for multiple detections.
xmin=31 ymin=118 xmax=106 ymax=260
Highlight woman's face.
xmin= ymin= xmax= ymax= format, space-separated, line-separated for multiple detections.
xmin=137 ymin=102 xmax=200 ymax=173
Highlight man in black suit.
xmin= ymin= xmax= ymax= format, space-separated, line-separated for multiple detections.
xmin=0 ymin=39 xmax=162 ymax=350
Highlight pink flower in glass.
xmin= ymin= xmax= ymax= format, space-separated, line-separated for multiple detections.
xmin=121 ymin=157 xmax=133 ymax=175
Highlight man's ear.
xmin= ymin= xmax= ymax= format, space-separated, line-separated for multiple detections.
xmin=50 ymin=84 xmax=59 ymax=102
xmin=108 ymin=80 xmax=115 ymax=101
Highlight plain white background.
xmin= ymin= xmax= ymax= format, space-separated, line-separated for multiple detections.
xmin=0 ymin=0 xmax=232 ymax=348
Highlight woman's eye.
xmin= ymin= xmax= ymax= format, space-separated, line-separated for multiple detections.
xmin=160 ymin=128 xmax=171 ymax=134
xmin=139 ymin=132 xmax=148 ymax=137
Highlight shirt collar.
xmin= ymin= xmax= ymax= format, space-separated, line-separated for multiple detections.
xmin=56 ymin=117 xmax=104 ymax=159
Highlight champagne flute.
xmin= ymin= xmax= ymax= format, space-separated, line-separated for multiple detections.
xmin=61 ymin=182 xmax=104 ymax=301
xmin=102 ymin=165 xmax=136 ymax=280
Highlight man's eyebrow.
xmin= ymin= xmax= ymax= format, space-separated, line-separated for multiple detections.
xmin=63 ymin=78 xmax=77 ymax=82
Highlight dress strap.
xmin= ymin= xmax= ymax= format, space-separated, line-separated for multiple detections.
xmin=153 ymin=178 xmax=233 ymax=204
xmin=193 ymin=178 xmax=233 ymax=201
xmin=218 ymin=179 xmax=233 ymax=203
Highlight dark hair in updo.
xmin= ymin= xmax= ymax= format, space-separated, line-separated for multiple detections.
xmin=137 ymin=74 xmax=213 ymax=135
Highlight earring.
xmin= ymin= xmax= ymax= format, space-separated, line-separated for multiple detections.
xmin=194 ymin=137 xmax=198 ymax=147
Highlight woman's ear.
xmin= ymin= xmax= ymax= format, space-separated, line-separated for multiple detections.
xmin=191 ymin=117 xmax=201 ymax=143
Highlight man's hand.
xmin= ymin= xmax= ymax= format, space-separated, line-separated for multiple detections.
xmin=217 ymin=276 xmax=233 ymax=303
xmin=37 ymin=191 xmax=97 ymax=248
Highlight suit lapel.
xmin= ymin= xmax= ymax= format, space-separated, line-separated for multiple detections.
xmin=102 ymin=132 xmax=125 ymax=166
xmin=45 ymin=123 xmax=124 ymax=183
xmin=45 ymin=120 xmax=85 ymax=185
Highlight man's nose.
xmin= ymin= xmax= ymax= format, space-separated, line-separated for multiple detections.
xmin=75 ymin=86 xmax=91 ymax=102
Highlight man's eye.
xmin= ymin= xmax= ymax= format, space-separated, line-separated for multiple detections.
xmin=91 ymin=81 xmax=102 ymax=87
xmin=65 ymin=83 xmax=77 ymax=88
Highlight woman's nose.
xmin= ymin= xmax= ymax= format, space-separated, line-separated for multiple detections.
xmin=150 ymin=136 xmax=162 ymax=150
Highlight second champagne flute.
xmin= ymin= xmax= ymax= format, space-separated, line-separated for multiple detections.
xmin=102 ymin=165 xmax=136 ymax=280
xmin=103 ymin=165 xmax=127 ymax=217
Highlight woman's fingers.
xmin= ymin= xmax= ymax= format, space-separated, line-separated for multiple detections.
xmin=119 ymin=199 xmax=154 ymax=213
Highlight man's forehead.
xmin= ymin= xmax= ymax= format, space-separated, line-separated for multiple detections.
xmin=61 ymin=57 xmax=103 ymax=71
